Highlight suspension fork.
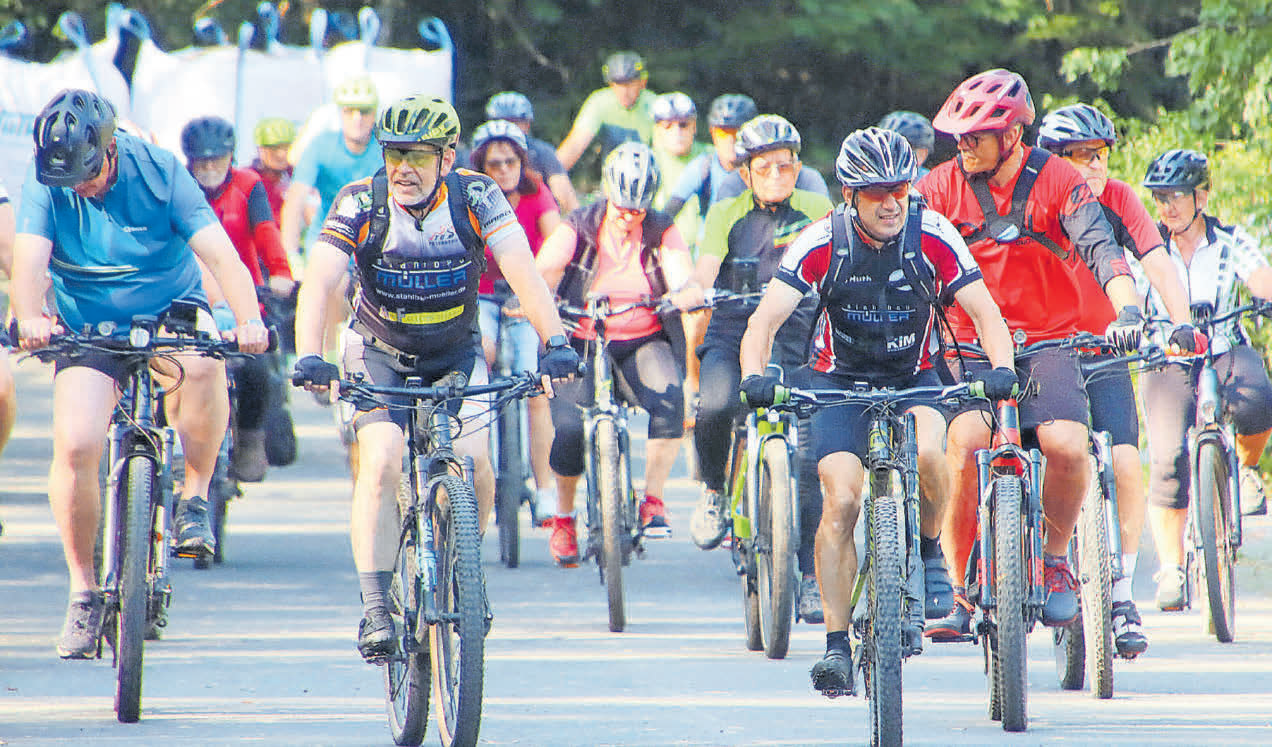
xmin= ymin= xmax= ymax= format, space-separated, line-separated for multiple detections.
xmin=1091 ymin=430 xmax=1125 ymax=581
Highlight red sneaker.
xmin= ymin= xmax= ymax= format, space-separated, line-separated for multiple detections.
xmin=548 ymin=516 xmax=579 ymax=567
xmin=639 ymin=495 xmax=671 ymax=538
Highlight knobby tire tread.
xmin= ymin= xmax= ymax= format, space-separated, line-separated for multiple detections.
xmin=868 ymin=494 xmax=904 ymax=747
xmin=758 ymin=439 xmax=795 ymax=659
xmin=595 ymin=418 xmax=626 ymax=632
xmin=1196 ymin=441 xmax=1236 ymax=643
xmin=993 ymin=476 xmax=1028 ymax=732
xmin=495 ymin=403 xmax=522 ymax=569
xmin=1077 ymin=478 xmax=1114 ymax=698
xmin=386 ymin=473 xmax=429 ymax=746
xmin=116 ymin=455 xmax=155 ymax=723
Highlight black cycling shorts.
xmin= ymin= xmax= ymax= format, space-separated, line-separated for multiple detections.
xmin=1081 ymin=353 xmax=1139 ymax=448
xmin=807 ymin=367 xmax=945 ymax=463
xmin=342 ymin=332 xmax=484 ymax=432
xmin=947 ymin=346 xmax=1090 ymax=432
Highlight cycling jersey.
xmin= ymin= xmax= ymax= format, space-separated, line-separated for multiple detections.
xmin=526 ymin=137 xmax=567 ymax=179
xmin=567 ymin=87 xmax=657 ymax=161
xmin=317 ymin=168 xmax=522 ymax=367
xmin=479 ymin=178 xmax=558 ymax=295
xmin=916 ymin=147 xmax=1131 ymax=344
xmin=292 ymin=131 xmax=382 ymax=249
xmin=17 ymin=131 xmax=210 ymax=331
xmin=653 ymin=141 xmax=711 ymax=252
xmin=775 ymin=204 xmax=981 ymax=378
xmin=206 ymin=167 xmax=292 ymax=286
xmin=247 ymin=158 xmax=291 ymax=224
xmin=1145 ymin=214 xmax=1269 ymax=355
xmin=1071 ymin=178 xmax=1165 ymax=334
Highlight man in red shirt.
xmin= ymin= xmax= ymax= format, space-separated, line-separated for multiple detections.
xmin=917 ymin=69 xmax=1152 ymax=639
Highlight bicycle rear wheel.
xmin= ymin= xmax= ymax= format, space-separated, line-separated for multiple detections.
xmin=991 ymin=475 xmax=1028 ymax=733
xmin=1196 ymin=440 xmax=1236 ymax=642
xmin=494 ymin=402 xmax=523 ymax=569
xmin=867 ymin=495 xmax=904 ymax=746
xmin=594 ymin=418 xmax=626 ymax=632
xmin=428 ymin=475 xmax=486 ymax=747
xmin=116 ymin=455 xmax=155 ymax=723
xmin=385 ymin=500 xmax=429 ymax=746
xmin=756 ymin=439 xmax=795 ymax=659
xmin=1076 ymin=477 xmax=1113 ymax=698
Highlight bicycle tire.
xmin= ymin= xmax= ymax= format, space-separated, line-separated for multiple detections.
xmin=1052 ymin=594 xmax=1085 ymax=690
xmin=116 ymin=455 xmax=155 ymax=723
xmin=385 ymin=501 xmax=429 ymax=746
xmin=1196 ymin=440 xmax=1236 ymax=643
xmin=867 ymin=495 xmax=904 ymax=746
xmin=428 ymin=475 xmax=486 ymax=747
xmin=741 ymin=573 xmax=763 ymax=651
xmin=494 ymin=401 xmax=522 ymax=569
xmin=992 ymin=475 xmax=1028 ymax=732
xmin=594 ymin=418 xmax=626 ymax=632
xmin=757 ymin=439 xmax=794 ymax=659
xmin=1076 ymin=480 xmax=1113 ymax=698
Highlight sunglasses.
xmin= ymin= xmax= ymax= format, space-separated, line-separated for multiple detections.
xmin=1061 ymin=144 xmax=1110 ymax=165
xmin=1151 ymin=189 xmax=1194 ymax=205
xmin=383 ymin=147 xmax=441 ymax=169
xmin=484 ymin=156 xmax=520 ymax=171
xmin=750 ymin=160 xmax=799 ymax=178
xmin=857 ymin=182 xmax=911 ymax=201
xmin=614 ymin=206 xmax=646 ymax=218
xmin=957 ymin=130 xmax=1004 ymax=149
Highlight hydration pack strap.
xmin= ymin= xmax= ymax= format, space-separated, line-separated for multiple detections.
xmin=963 ymin=148 xmax=1068 ymax=260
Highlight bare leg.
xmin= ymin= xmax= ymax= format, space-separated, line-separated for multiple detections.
xmin=815 ymin=451 xmax=865 ymax=633
xmin=643 ymin=437 xmax=681 ymax=498
xmin=1112 ymin=445 xmax=1145 ymax=554
xmin=1035 ymin=419 xmax=1092 ymax=556
xmin=942 ymin=411 xmax=991 ymax=583
xmin=350 ymin=421 xmax=405 ymax=572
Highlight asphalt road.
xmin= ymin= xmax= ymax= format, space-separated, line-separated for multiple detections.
xmin=2 ymin=356 xmax=1272 ymax=746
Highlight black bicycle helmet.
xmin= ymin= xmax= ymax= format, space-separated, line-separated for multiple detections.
xmin=33 ymin=88 xmax=117 ymax=187
xmin=1036 ymin=103 xmax=1116 ymax=152
xmin=707 ymin=94 xmax=758 ymax=129
xmin=1143 ymin=149 xmax=1209 ymax=190
xmin=734 ymin=114 xmax=801 ymax=163
xmin=485 ymin=91 xmax=533 ymax=122
xmin=877 ymin=110 xmax=935 ymax=152
xmin=602 ymin=142 xmax=660 ymax=210
xmin=602 ymin=51 xmax=647 ymax=84
xmin=181 ymin=116 xmax=236 ymax=161
xmin=835 ymin=127 xmax=917 ymax=188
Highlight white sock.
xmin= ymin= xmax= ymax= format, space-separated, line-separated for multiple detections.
xmin=1112 ymin=552 xmax=1137 ymax=603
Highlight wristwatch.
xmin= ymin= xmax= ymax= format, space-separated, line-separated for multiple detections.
xmin=545 ymin=334 xmax=569 ymax=349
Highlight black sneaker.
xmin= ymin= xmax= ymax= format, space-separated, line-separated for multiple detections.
xmin=797 ymin=574 xmax=824 ymax=624
xmin=1111 ymin=600 xmax=1148 ymax=659
xmin=810 ymin=647 xmax=855 ymax=698
xmin=922 ymin=551 xmax=955 ymax=619
xmin=57 ymin=592 xmax=105 ymax=659
xmin=174 ymin=495 xmax=216 ymax=558
xmin=358 ymin=606 xmax=397 ymax=661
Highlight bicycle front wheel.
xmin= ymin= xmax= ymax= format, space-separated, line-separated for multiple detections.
xmin=866 ymin=494 xmax=904 ymax=746
xmin=1196 ymin=440 xmax=1236 ymax=642
xmin=756 ymin=439 xmax=795 ymax=659
xmin=1076 ymin=477 xmax=1113 ymax=698
xmin=594 ymin=418 xmax=626 ymax=632
xmin=428 ymin=476 xmax=486 ymax=747
xmin=116 ymin=455 xmax=156 ymax=723
xmin=991 ymin=475 xmax=1028 ymax=733
xmin=385 ymin=488 xmax=429 ymax=745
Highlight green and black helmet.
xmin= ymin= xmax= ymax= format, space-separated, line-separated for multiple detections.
xmin=375 ymin=96 xmax=461 ymax=149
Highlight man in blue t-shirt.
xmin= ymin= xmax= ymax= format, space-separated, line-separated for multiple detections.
xmin=12 ymin=89 xmax=269 ymax=660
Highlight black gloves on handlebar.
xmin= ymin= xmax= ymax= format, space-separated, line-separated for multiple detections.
xmin=1168 ymin=323 xmax=1206 ymax=354
xmin=740 ymin=374 xmax=781 ymax=408
xmin=538 ymin=340 xmax=581 ymax=379
xmin=1105 ymin=305 xmax=1145 ymax=353
xmin=291 ymin=354 xmax=339 ymax=387
xmin=974 ymin=366 xmax=1020 ymax=401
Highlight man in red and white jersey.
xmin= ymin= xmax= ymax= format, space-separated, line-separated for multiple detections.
xmin=917 ymin=69 xmax=1161 ymax=641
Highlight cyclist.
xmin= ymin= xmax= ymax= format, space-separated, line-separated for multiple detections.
xmin=13 ymin=89 xmax=268 ymax=658
xmin=281 ymin=74 xmax=382 ymax=273
xmin=737 ymin=126 xmax=1015 ymax=696
xmin=877 ymin=110 xmax=936 ymax=179
xmin=247 ymin=116 xmax=298 ymax=224
xmin=1137 ymin=148 xmax=1272 ymax=610
xmin=556 ymin=51 xmax=656 ymax=172
xmin=1034 ymin=103 xmax=1198 ymax=656
xmin=485 ymin=91 xmax=579 ymax=212
xmin=535 ymin=142 xmax=698 ymax=564
xmin=664 ymin=95 xmax=829 ymax=227
xmin=471 ymin=118 xmax=562 ymax=518
xmin=916 ymin=69 xmax=1166 ymax=642
xmin=681 ymin=115 xmax=833 ymax=623
xmin=290 ymin=95 xmax=577 ymax=660
xmin=180 ymin=115 xmax=295 ymax=483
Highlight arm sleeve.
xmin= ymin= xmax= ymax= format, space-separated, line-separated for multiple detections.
xmin=315 ymin=183 xmax=368 ymax=256
xmin=291 ymin=139 xmax=321 ymax=190
xmin=248 ymin=180 xmax=292 ymax=280
xmin=1104 ymin=181 xmax=1165 ymax=260
xmin=531 ymin=140 xmax=567 ymax=179
xmin=697 ymin=199 xmax=733 ymax=261
xmin=16 ymin=164 xmax=54 ymax=239
xmin=169 ymin=162 xmax=220 ymax=240
xmin=1056 ymin=171 xmax=1131 ymax=288
xmin=772 ymin=218 xmax=832 ymax=294
xmin=1231 ymin=225 xmax=1270 ymax=282
xmin=921 ymin=210 xmax=982 ymax=297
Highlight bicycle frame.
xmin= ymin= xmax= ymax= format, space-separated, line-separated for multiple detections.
xmin=1088 ymin=429 xmax=1125 ymax=581
xmin=1187 ymin=360 xmax=1242 ymax=553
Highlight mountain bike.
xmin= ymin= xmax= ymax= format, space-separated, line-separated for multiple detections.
xmin=769 ymin=379 xmax=979 ymax=746
xmin=330 ymin=369 xmax=540 ymax=747
xmin=22 ymin=304 xmax=258 ymax=723
xmin=558 ymin=294 xmax=669 ymax=633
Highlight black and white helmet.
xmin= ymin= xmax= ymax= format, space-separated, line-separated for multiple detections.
xmin=877 ymin=110 xmax=935 ymax=152
xmin=835 ymin=127 xmax=917 ymax=188
xmin=734 ymin=114 xmax=800 ymax=163
xmin=485 ymin=91 xmax=533 ymax=122
xmin=471 ymin=119 xmax=528 ymax=154
xmin=602 ymin=142 xmax=660 ymax=210
xmin=1036 ymin=103 xmax=1116 ymax=152
xmin=653 ymin=92 xmax=696 ymax=122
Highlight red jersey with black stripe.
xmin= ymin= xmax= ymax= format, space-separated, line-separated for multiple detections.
xmin=207 ymin=167 xmax=292 ymax=285
xmin=1071 ymin=178 xmax=1165 ymax=332
xmin=916 ymin=147 xmax=1131 ymax=344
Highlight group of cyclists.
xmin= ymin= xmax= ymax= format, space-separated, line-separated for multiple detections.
xmin=8 ymin=46 xmax=1272 ymax=714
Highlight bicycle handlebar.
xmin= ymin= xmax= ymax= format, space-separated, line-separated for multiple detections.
xmin=11 ymin=323 xmax=276 ymax=363
xmin=332 ymin=370 xmax=543 ymax=407
xmin=764 ymin=381 xmax=983 ymax=413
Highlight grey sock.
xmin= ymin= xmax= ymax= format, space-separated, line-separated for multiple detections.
xmin=358 ymin=571 xmax=394 ymax=614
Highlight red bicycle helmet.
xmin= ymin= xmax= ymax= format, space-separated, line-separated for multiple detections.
xmin=932 ymin=68 xmax=1035 ymax=136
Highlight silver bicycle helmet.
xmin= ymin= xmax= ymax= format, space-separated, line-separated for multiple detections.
xmin=602 ymin=142 xmax=660 ymax=210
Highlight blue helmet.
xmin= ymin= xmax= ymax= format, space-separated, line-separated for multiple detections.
xmin=1143 ymin=149 xmax=1209 ymax=190
xmin=877 ymin=110 xmax=935 ymax=152
xmin=472 ymin=119 xmax=528 ymax=154
xmin=707 ymin=94 xmax=758 ymax=129
xmin=485 ymin=91 xmax=533 ymax=123
xmin=652 ymin=92 xmax=696 ymax=122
